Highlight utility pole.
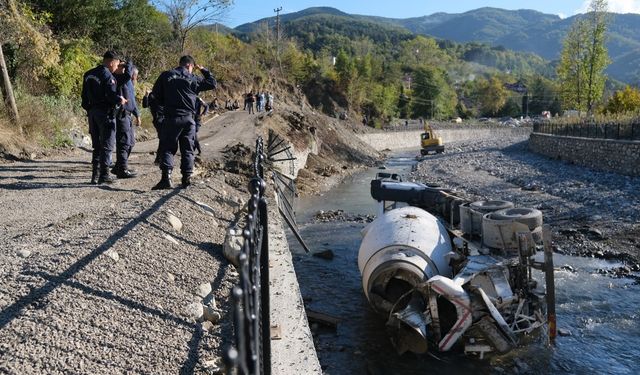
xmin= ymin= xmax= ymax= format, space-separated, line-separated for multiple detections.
xmin=273 ymin=6 xmax=282 ymax=58
xmin=0 ymin=44 xmax=20 ymax=132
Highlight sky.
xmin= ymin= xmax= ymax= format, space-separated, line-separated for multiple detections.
xmin=221 ymin=0 xmax=640 ymax=27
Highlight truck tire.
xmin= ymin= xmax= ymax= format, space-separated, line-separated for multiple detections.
xmin=469 ymin=200 xmax=514 ymax=213
xmin=490 ymin=208 xmax=543 ymax=230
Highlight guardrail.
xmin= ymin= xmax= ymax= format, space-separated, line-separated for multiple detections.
xmin=224 ymin=137 xmax=271 ymax=375
xmin=533 ymin=121 xmax=640 ymax=141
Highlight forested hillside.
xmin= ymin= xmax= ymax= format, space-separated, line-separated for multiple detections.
xmin=237 ymin=6 xmax=640 ymax=84
xmin=1 ymin=1 xmax=637 ymax=154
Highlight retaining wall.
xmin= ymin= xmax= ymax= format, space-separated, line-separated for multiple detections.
xmin=358 ymin=127 xmax=531 ymax=151
xmin=529 ymin=133 xmax=640 ymax=176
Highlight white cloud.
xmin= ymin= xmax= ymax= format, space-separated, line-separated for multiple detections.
xmin=577 ymin=0 xmax=640 ymax=14
xmin=558 ymin=12 xmax=567 ymax=19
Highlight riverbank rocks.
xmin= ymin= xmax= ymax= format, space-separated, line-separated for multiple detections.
xmin=17 ymin=249 xmax=31 ymax=258
xmin=105 ymin=249 xmax=120 ymax=262
xmin=186 ymin=302 xmax=204 ymax=321
xmin=223 ymin=227 xmax=243 ymax=268
xmin=167 ymin=213 xmax=183 ymax=232
xmin=195 ymin=283 xmax=213 ymax=298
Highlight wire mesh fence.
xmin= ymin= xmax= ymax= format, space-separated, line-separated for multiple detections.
xmin=533 ymin=121 xmax=640 ymax=141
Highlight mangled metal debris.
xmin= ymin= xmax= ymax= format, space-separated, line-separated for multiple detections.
xmin=358 ymin=173 xmax=556 ymax=358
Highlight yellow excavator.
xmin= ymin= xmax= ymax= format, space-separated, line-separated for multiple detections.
xmin=420 ymin=124 xmax=444 ymax=155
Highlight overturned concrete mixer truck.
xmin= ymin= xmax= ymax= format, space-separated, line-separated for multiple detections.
xmin=358 ymin=173 xmax=556 ymax=358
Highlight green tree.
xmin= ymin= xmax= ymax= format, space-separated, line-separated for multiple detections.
xmin=478 ymin=77 xmax=508 ymax=116
xmin=334 ymin=49 xmax=355 ymax=90
xmin=603 ymin=86 xmax=640 ymax=114
xmin=584 ymin=0 xmax=610 ymax=114
xmin=558 ymin=0 xmax=610 ymax=115
xmin=410 ymin=65 xmax=457 ymax=119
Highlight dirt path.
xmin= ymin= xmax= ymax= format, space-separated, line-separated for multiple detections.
xmin=0 ymin=111 xmax=262 ymax=374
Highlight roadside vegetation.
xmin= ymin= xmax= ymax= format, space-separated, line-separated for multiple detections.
xmin=0 ymin=0 xmax=639 ymax=154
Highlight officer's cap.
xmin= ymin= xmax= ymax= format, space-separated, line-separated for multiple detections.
xmin=103 ymin=50 xmax=121 ymax=61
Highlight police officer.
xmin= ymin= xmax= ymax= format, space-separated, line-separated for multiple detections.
xmin=150 ymin=55 xmax=216 ymax=189
xmin=112 ymin=61 xmax=140 ymax=178
xmin=142 ymin=88 xmax=164 ymax=164
xmin=81 ymin=51 xmax=127 ymax=184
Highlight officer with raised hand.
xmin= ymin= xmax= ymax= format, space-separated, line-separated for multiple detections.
xmin=81 ymin=51 xmax=127 ymax=184
xmin=112 ymin=61 xmax=141 ymax=178
xmin=150 ymin=55 xmax=216 ymax=189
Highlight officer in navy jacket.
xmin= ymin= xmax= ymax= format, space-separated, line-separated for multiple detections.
xmin=112 ymin=61 xmax=140 ymax=178
xmin=81 ymin=51 xmax=127 ymax=184
xmin=150 ymin=55 xmax=216 ymax=189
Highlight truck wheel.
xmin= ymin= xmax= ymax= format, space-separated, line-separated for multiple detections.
xmin=490 ymin=208 xmax=543 ymax=230
xmin=469 ymin=200 xmax=514 ymax=213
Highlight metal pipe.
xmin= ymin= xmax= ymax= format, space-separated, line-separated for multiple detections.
xmin=542 ymin=225 xmax=557 ymax=343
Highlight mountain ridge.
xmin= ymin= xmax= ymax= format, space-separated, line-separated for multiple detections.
xmin=233 ymin=6 xmax=640 ymax=83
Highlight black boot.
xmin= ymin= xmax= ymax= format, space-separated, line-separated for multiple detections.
xmin=152 ymin=170 xmax=173 ymax=190
xmin=97 ymin=167 xmax=116 ymax=184
xmin=181 ymin=173 xmax=191 ymax=189
xmin=90 ymin=165 xmax=99 ymax=185
xmin=116 ymin=167 xmax=137 ymax=178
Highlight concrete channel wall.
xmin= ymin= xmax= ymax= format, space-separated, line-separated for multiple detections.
xmin=358 ymin=127 xmax=531 ymax=151
xmin=529 ymin=133 xmax=640 ymax=176
xmin=268 ymin=204 xmax=322 ymax=374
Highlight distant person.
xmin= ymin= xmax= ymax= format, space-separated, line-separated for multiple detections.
xmin=362 ymin=115 xmax=368 ymax=126
xmin=259 ymin=91 xmax=266 ymax=111
xmin=266 ymin=92 xmax=274 ymax=111
xmin=232 ymin=99 xmax=240 ymax=110
xmin=81 ymin=50 xmax=127 ymax=184
xmin=210 ymin=97 xmax=219 ymax=111
xmin=150 ymin=55 xmax=217 ymax=189
xmin=246 ymin=91 xmax=255 ymax=114
xmin=405 ymin=120 xmax=409 ymax=128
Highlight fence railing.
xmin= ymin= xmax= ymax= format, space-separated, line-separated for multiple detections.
xmin=224 ymin=136 xmax=271 ymax=375
xmin=533 ymin=121 xmax=640 ymax=141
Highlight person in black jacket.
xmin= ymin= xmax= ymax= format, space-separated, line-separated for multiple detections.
xmin=112 ymin=61 xmax=140 ymax=178
xmin=81 ymin=51 xmax=127 ymax=184
xmin=142 ymin=89 xmax=164 ymax=164
xmin=150 ymin=55 xmax=216 ymax=189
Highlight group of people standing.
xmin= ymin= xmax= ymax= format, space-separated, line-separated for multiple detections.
xmin=243 ymin=91 xmax=273 ymax=114
xmin=81 ymin=51 xmax=216 ymax=189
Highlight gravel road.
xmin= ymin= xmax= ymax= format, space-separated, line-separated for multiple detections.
xmin=411 ymin=130 xmax=640 ymax=267
xmin=0 ymin=112 xmax=257 ymax=374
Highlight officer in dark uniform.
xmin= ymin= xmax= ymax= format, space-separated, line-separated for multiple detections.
xmin=81 ymin=51 xmax=127 ymax=184
xmin=112 ymin=61 xmax=140 ymax=178
xmin=150 ymin=55 xmax=216 ymax=189
xmin=143 ymin=89 xmax=164 ymax=164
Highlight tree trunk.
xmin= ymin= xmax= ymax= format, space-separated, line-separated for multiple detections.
xmin=0 ymin=44 xmax=21 ymax=133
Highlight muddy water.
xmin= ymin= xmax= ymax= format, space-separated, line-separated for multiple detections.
xmin=287 ymin=151 xmax=640 ymax=375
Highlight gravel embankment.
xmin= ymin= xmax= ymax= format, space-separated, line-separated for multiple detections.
xmin=0 ymin=115 xmax=254 ymax=374
xmin=411 ymin=131 xmax=640 ymax=267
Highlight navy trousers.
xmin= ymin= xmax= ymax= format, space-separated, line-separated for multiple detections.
xmin=115 ymin=114 xmax=135 ymax=170
xmin=158 ymin=115 xmax=196 ymax=175
xmin=88 ymin=108 xmax=116 ymax=169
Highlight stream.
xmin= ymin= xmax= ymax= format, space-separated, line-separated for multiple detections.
xmin=287 ymin=151 xmax=640 ymax=375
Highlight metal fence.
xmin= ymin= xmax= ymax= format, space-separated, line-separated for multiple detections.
xmin=533 ymin=121 xmax=640 ymax=141
xmin=224 ymin=137 xmax=271 ymax=375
